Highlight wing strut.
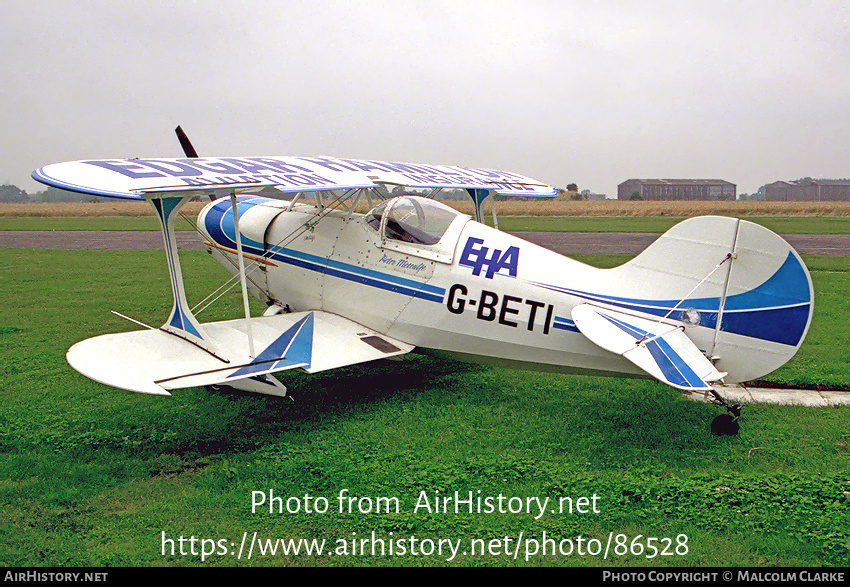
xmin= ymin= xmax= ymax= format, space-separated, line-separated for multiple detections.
xmin=229 ymin=192 xmax=256 ymax=358
xmin=148 ymin=194 xmax=225 ymax=361
xmin=466 ymin=188 xmax=491 ymax=224
xmin=147 ymin=190 xmax=256 ymax=360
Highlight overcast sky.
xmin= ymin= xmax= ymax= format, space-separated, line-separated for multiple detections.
xmin=1 ymin=0 xmax=848 ymax=196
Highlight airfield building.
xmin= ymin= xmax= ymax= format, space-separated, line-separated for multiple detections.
xmin=764 ymin=179 xmax=850 ymax=201
xmin=618 ymin=179 xmax=736 ymax=201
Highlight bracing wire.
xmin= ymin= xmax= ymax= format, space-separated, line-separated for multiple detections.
xmin=635 ymin=252 xmax=734 ymax=347
xmin=185 ymin=189 xmax=360 ymax=316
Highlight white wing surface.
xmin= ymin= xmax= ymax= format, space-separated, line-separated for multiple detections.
xmin=33 ymin=156 xmax=555 ymax=200
xmin=571 ymin=304 xmax=727 ymax=392
xmin=66 ymin=311 xmax=412 ymax=395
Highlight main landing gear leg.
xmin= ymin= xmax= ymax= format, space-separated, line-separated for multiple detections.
xmin=708 ymin=389 xmax=742 ymax=436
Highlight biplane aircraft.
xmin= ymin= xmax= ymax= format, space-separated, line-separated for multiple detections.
xmin=32 ymin=129 xmax=814 ymax=435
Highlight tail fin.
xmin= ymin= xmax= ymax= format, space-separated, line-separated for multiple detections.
xmin=603 ymin=216 xmax=813 ymax=383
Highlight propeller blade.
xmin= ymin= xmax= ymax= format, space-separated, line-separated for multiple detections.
xmin=175 ymin=125 xmax=219 ymax=200
xmin=175 ymin=125 xmax=198 ymax=158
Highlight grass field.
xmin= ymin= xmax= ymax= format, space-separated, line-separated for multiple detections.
xmin=0 ymin=248 xmax=847 ymax=567
xmin=4 ymin=199 xmax=850 ymax=218
xmin=3 ymin=214 xmax=850 ymax=235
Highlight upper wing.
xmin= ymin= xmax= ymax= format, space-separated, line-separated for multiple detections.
xmin=317 ymin=157 xmax=556 ymax=197
xmin=32 ymin=156 xmax=555 ymax=200
xmin=32 ymin=157 xmax=377 ymax=200
xmin=571 ymin=303 xmax=727 ymax=392
xmin=66 ymin=311 xmax=413 ymax=395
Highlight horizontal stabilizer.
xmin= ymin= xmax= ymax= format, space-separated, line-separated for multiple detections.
xmin=572 ymin=304 xmax=726 ymax=392
xmin=66 ymin=311 xmax=412 ymax=395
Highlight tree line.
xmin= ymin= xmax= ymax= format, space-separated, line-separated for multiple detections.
xmin=1 ymin=184 xmax=106 ymax=203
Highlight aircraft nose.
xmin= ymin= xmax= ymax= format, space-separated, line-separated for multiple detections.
xmin=197 ymin=197 xmax=229 ymax=241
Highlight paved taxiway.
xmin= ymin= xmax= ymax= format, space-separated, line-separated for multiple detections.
xmin=2 ymin=230 xmax=848 ymax=256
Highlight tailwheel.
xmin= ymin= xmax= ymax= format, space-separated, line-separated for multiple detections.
xmin=708 ymin=388 xmax=743 ymax=436
xmin=710 ymin=413 xmax=740 ymax=436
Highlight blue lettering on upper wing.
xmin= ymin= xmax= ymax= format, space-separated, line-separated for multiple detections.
xmin=142 ymin=159 xmax=204 ymax=177
xmin=83 ymin=160 xmax=166 ymax=179
xmin=297 ymin=157 xmax=361 ymax=172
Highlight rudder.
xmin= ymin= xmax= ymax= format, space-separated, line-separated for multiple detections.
xmin=606 ymin=216 xmax=813 ymax=383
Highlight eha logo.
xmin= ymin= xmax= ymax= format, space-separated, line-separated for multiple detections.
xmin=459 ymin=237 xmax=519 ymax=279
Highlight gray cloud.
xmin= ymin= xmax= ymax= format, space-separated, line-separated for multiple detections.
xmin=2 ymin=0 xmax=848 ymax=196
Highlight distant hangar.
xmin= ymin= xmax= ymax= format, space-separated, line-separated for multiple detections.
xmin=764 ymin=179 xmax=850 ymax=201
xmin=618 ymin=179 xmax=736 ymax=201
xmin=617 ymin=178 xmax=850 ymax=201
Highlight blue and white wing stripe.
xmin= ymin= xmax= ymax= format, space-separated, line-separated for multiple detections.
xmin=571 ymin=304 xmax=726 ymax=392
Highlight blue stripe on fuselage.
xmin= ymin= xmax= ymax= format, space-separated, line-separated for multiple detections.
xmin=203 ymin=197 xmax=446 ymax=303
xmin=533 ymin=251 xmax=811 ymax=347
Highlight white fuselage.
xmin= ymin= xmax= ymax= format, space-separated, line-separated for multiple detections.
xmin=197 ymin=195 xmax=814 ymax=386
xmin=198 ymin=195 xmax=643 ymax=379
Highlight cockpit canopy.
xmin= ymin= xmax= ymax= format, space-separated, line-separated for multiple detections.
xmin=365 ymin=196 xmax=468 ymax=264
xmin=366 ymin=196 xmax=462 ymax=246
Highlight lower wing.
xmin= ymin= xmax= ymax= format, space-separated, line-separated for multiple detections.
xmin=67 ymin=311 xmax=412 ymax=395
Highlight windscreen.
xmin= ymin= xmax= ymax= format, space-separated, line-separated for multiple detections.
xmin=366 ymin=196 xmax=461 ymax=245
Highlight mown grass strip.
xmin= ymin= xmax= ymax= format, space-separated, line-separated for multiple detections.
xmin=1 ymin=249 xmax=846 ymax=566
xmin=2 ymin=214 xmax=849 ymax=234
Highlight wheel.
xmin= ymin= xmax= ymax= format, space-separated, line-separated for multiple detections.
xmin=711 ymin=413 xmax=740 ymax=436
